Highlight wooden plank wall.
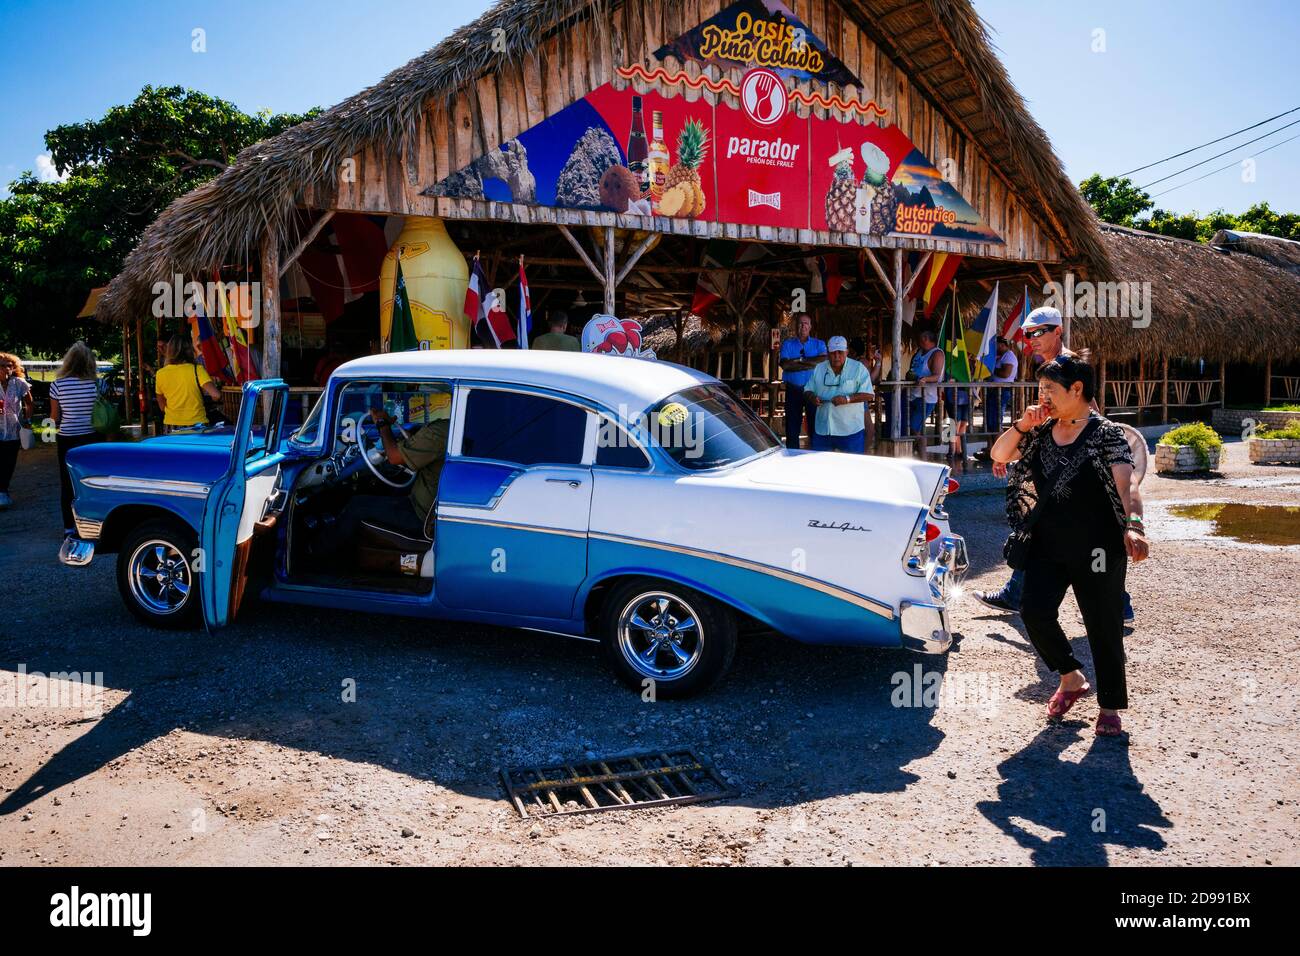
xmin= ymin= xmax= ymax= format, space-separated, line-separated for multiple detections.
xmin=305 ymin=0 xmax=1062 ymax=265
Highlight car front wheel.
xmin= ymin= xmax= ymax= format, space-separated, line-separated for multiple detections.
xmin=116 ymin=520 xmax=201 ymax=629
xmin=600 ymin=578 xmax=736 ymax=698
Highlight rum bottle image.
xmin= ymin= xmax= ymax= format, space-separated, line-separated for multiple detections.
xmin=627 ymin=96 xmax=649 ymax=196
xmin=648 ymin=110 xmax=670 ymax=210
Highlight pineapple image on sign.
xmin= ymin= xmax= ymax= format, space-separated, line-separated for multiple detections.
xmin=660 ymin=119 xmax=710 ymax=218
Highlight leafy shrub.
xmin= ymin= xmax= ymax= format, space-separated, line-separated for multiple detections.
xmin=1256 ymin=420 xmax=1300 ymax=440
xmin=1159 ymin=422 xmax=1222 ymax=468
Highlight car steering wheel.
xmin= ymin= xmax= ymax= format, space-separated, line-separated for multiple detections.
xmin=357 ymin=418 xmax=417 ymax=490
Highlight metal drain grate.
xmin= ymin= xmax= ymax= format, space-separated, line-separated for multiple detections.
xmin=501 ymin=749 xmax=735 ymax=818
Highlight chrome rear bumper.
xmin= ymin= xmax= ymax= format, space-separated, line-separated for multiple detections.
xmin=59 ymin=537 xmax=95 ymax=567
xmin=899 ymin=533 xmax=964 ymax=653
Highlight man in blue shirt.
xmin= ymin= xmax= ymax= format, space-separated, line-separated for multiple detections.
xmin=806 ymin=336 xmax=874 ymax=453
xmin=778 ymin=313 xmax=827 ymax=448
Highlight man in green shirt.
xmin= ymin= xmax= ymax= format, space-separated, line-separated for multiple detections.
xmin=532 ymin=311 xmax=581 ymax=352
xmin=310 ymin=407 xmax=449 ymax=559
xmin=806 ymin=335 xmax=873 ymax=453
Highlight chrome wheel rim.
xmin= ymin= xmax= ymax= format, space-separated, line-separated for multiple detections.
xmin=127 ymin=539 xmax=192 ymax=615
xmin=617 ymin=591 xmax=704 ymax=681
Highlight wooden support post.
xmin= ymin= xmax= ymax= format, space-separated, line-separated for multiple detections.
xmin=556 ymin=225 xmax=604 ymax=283
xmin=1219 ymin=359 xmax=1226 ymax=408
xmin=674 ymin=309 xmax=684 ymax=364
xmin=1265 ymin=356 xmax=1273 ymax=406
xmin=891 ymin=248 xmax=904 ymax=441
xmin=863 ymin=247 xmax=896 ymax=299
xmin=279 ymin=210 xmax=335 ymax=278
xmin=603 ymin=227 xmax=616 ymax=315
xmin=1097 ymin=351 xmax=1107 ymax=415
xmin=1161 ymin=356 xmax=1169 ymax=424
xmin=135 ymin=317 xmax=147 ymax=431
xmin=261 ymin=233 xmax=281 ymax=379
xmin=122 ymin=327 xmax=133 ymax=426
xmin=614 ymin=232 xmax=657 ymax=286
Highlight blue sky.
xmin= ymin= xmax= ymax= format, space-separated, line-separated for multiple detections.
xmin=2 ymin=0 xmax=1297 ymax=216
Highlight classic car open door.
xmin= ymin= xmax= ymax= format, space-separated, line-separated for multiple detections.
xmin=200 ymin=380 xmax=289 ymax=631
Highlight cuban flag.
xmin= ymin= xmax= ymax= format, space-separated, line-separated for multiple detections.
xmin=1001 ymin=286 xmax=1030 ymax=345
xmin=464 ymin=256 xmax=488 ymax=341
xmin=518 ymin=259 xmax=531 ymax=349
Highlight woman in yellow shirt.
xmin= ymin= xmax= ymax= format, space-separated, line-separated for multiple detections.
xmin=155 ymin=334 xmax=222 ymax=430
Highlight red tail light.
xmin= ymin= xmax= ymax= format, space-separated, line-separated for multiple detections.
xmin=925 ymin=522 xmax=942 ymax=542
xmin=947 ymin=478 xmax=960 ymax=494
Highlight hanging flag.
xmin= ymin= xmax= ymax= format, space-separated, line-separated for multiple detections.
xmin=939 ymin=296 xmax=971 ymax=383
xmin=478 ymin=288 xmax=517 ymax=348
xmin=464 ymin=255 xmax=489 ymax=345
xmin=216 ymin=277 xmax=258 ymax=383
xmin=190 ymin=311 xmax=234 ymax=385
xmin=691 ymin=241 xmax=767 ymax=316
xmin=816 ymin=255 xmax=845 ymax=305
xmin=389 ymin=257 xmax=419 ymax=352
xmin=968 ymin=282 xmax=1000 ymax=380
xmin=517 ymin=258 xmax=532 ymax=349
xmin=921 ymin=254 xmax=962 ymax=317
xmin=1001 ymin=286 xmax=1030 ymax=345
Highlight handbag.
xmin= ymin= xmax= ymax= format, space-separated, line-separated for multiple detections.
xmin=18 ymin=421 xmax=35 ymax=450
xmin=92 ymin=395 xmax=122 ymax=435
xmin=194 ymin=364 xmax=225 ymax=425
xmin=1002 ymin=497 xmax=1045 ymax=570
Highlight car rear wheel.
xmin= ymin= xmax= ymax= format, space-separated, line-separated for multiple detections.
xmin=116 ymin=520 xmax=201 ymax=629
xmin=600 ymin=578 xmax=736 ymax=698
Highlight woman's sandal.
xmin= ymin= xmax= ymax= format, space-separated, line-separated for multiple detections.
xmin=1095 ymin=713 xmax=1123 ymax=737
xmin=1046 ymin=683 xmax=1092 ymax=718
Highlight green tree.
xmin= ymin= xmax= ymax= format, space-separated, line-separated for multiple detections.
xmin=1078 ymin=174 xmax=1154 ymax=226
xmin=0 ymin=86 xmax=319 ymax=356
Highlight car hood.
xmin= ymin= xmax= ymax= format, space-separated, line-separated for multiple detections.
xmin=736 ymin=449 xmax=940 ymax=506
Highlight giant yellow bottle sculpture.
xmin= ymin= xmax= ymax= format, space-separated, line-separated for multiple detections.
xmin=379 ymin=216 xmax=471 ymax=351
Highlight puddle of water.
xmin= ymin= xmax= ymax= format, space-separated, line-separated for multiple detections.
xmin=1166 ymin=503 xmax=1300 ymax=546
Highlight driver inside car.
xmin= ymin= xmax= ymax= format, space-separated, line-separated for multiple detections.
xmin=310 ymin=405 xmax=449 ymax=559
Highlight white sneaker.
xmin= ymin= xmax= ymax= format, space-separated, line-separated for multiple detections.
xmin=0 ymin=491 xmax=12 ymax=509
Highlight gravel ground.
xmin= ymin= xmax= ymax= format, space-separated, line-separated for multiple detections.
xmin=1 ymin=438 xmax=1296 ymax=866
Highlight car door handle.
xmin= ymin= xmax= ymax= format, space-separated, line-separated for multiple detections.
xmin=546 ymin=478 xmax=583 ymax=488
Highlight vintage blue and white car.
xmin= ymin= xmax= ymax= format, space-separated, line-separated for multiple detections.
xmin=60 ymin=351 xmax=964 ymax=696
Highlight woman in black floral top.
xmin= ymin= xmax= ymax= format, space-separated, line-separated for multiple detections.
xmin=990 ymin=354 xmax=1150 ymax=737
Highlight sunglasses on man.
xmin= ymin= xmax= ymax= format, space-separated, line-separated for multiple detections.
xmin=1024 ymin=327 xmax=1058 ymax=340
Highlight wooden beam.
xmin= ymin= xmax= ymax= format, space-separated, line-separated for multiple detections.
xmin=603 ymin=227 xmax=616 ymax=315
xmin=261 ymin=233 xmax=281 ymax=379
xmin=556 ymin=225 xmax=604 ymax=284
xmin=1161 ymin=356 xmax=1169 ymax=424
xmin=902 ymin=251 xmax=932 ymax=298
xmin=279 ymin=210 xmax=335 ymax=278
xmin=614 ymin=232 xmax=658 ymax=286
xmin=1265 ymin=356 xmax=1273 ymax=406
xmin=863 ymin=247 xmax=896 ymax=300
xmin=891 ymin=249 xmax=904 ymax=441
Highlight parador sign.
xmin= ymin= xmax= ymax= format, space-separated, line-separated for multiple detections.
xmin=655 ymin=0 xmax=862 ymax=87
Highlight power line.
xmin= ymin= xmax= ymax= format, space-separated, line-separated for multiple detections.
xmin=1149 ymin=131 xmax=1300 ymax=199
xmin=1114 ymin=105 xmax=1300 ymax=178
xmin=1137 ymin=117 xmax=1300 ymax=189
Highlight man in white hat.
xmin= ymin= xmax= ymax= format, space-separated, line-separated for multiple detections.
xmin=805 ymin=335 xmax=874 ymax=453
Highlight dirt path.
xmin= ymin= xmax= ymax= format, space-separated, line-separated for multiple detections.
xmin=1 ymin=439 xmax=1296 ymax=866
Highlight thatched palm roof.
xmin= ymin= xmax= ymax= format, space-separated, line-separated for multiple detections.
xmin=1210 ymin=229 xmax=1300 ymax=276
xmin=96 ymin=0 xmax=1108 ymax=325
xmin=1083 ymin=224 xmax=1300 ymax=363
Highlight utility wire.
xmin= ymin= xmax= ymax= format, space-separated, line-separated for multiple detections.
xmin=1137 ymin=117 xmax=1300 ymax=189
xmin=1149 ymin=131 xmax=1300 ymax=198
xmin=1115 ymin=105 xmax=1300 ymax=178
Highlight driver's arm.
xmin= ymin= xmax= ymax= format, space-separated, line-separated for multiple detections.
xmin=370 ymin=409 xmax=407 ymax=466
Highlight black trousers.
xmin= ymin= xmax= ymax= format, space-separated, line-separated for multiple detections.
xmin=56 ymin=433 xmax=101 ymax=531
xmin=1020 ymin=541 xmax=1129 ymax=710
xmin=0 ymin=439 xmax=17 ymax=492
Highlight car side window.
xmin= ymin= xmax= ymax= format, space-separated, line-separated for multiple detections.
xmin=595 ymin=421 xmax=650 ymax=469
xmin=460 ymin=389 xmax=586 ymax=466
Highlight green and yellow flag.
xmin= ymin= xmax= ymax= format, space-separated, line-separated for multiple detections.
xmin=938 ymin=297 xmax=971 ymax=383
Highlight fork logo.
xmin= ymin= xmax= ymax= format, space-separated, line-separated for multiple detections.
xmin=741 ymin=68 xmax=787 ymax=127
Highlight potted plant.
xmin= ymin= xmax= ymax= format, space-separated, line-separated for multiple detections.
xmin=1156 ymin=422 xmax=1222 ymax=474
xmin=1248 ymin=420 xmax=1300 ymax=465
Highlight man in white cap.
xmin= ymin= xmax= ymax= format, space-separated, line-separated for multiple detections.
xmin=973 ymin=306 xmax=1134 ymax=623
xmin=805 ymin=335 xmax=874 ymax=453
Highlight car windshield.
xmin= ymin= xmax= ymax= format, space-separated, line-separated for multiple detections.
xmin=646 ymin=384 xmax=780 ymax=470
xmin=290 ymin=393 xmax=326 ymax=446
